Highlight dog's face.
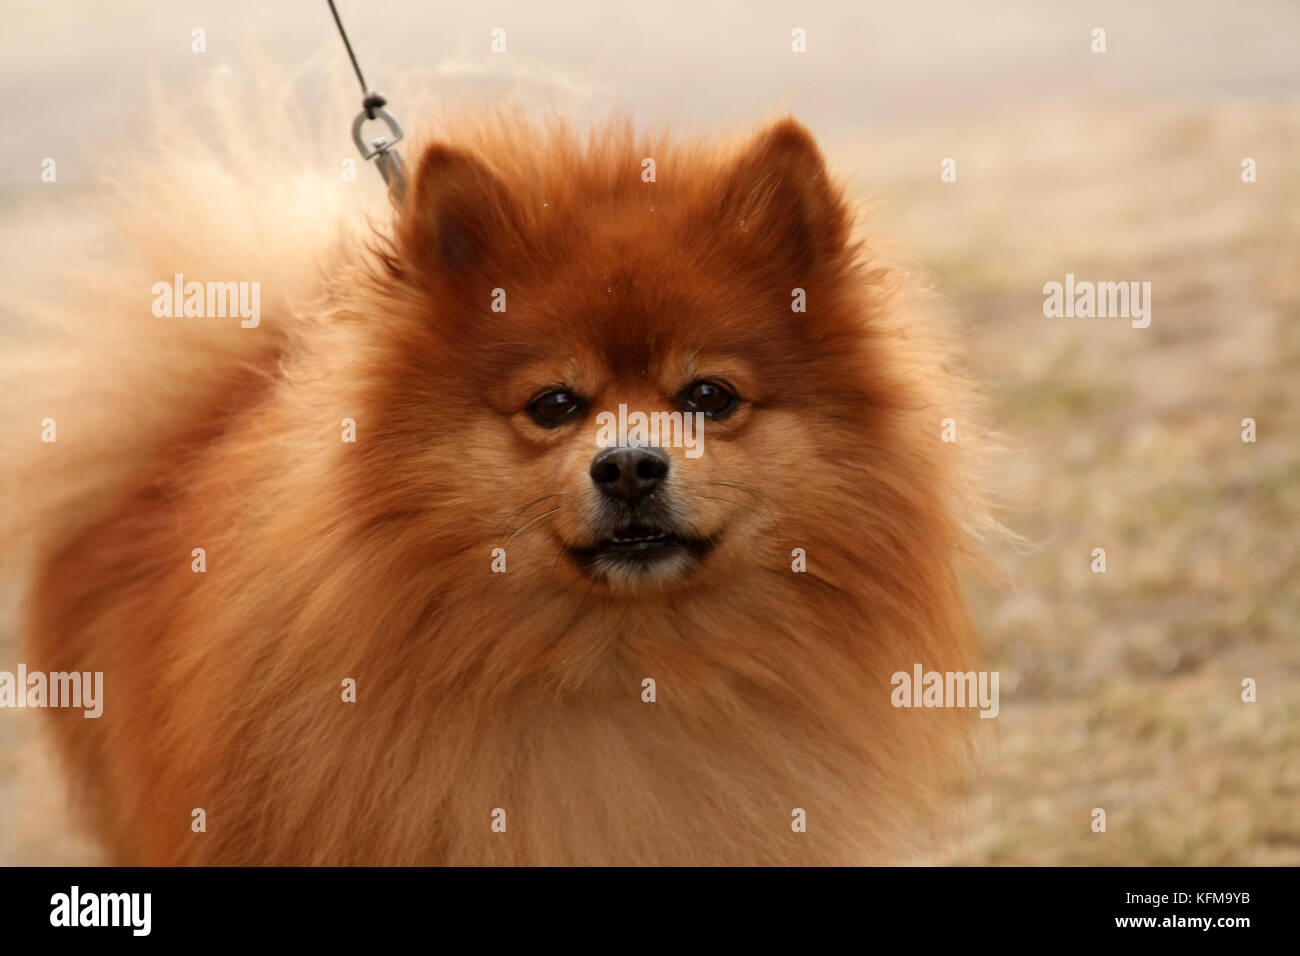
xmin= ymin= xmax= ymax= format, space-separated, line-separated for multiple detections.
xmin=496 ymin=328 xmax=760 ymax=590
xmin=369 ymin=119 xmax=877 ymax=593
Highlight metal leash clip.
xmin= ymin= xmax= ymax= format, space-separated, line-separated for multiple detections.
xmin=351 ymin=92 xmax=407 ymax=207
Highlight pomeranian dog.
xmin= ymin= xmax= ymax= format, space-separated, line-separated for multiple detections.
xmin=7 ymin=99 xmax=984 ymax=864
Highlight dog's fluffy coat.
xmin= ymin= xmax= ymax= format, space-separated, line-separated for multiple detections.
xmin=7 ymin=100 xmax=982 ymax=864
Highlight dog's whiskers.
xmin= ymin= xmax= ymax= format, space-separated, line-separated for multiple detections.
xmin=506 ymin=505 xmax=564 ymax=543
xmin=497 ymin=492 xmax=568 ymax=538
xmin=697 ymin=493 xmax=745 ymax=509
xmin=705 ymin=479 xmax=768 ymax=502
xmin=704 ymin=479 xmax=775 ymax=522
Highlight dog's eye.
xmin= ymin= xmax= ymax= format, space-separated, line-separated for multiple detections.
xmin=679 ymin=379 xmax=738 ymax=419
xmin=527 ymin=389 xmax=585 ymax=428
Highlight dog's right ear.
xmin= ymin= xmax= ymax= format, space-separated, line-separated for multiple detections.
xmin=711 ymin=118 xmax=851 ymax=275
xmin=398 ymin=142 xmax=519 ymax=276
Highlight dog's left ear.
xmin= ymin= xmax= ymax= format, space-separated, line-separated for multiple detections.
xmin=712 ymin=118 xmax=851 ymax=272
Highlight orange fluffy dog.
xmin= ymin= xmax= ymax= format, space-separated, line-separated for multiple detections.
xmin=11 ymin=106 xmax=982 ymax=864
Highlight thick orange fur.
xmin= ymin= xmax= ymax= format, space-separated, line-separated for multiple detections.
xmin=7 ymin=97 xmax=984 ymax=864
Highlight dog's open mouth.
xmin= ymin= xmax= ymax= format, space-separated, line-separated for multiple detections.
xmin=568 ymin=522 xmax=717 ymax=574
xmin=606 ymin=524 xmax=674 ymax=551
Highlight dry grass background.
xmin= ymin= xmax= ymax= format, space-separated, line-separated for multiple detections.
xmin=1 ymin=1 xmax=1297 ymax=865
xmin=866 ymin=102 xmax=1300 ymax=864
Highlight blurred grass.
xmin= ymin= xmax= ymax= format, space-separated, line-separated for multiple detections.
xmin=858 ymin=101 xmax=1299 ymax=864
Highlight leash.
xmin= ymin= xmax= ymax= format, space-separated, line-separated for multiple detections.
xmin=326 ymin=0 xmax=407 ymax=207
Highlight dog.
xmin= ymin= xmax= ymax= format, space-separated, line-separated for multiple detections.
xmin=8 ymin=102 xmax=983 ymax=864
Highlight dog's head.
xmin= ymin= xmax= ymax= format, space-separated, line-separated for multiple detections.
xmin=357 ymin=118 xmax=914 ymax=594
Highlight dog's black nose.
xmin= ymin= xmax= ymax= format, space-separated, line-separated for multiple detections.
xmin=590 ymin=446 xmax=669 ymax=501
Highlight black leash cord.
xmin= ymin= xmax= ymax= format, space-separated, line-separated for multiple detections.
xmin=324 ymin=0 xmax=407 ymax=204
xmin=327 ymin=0 xmax=369 ymax=96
